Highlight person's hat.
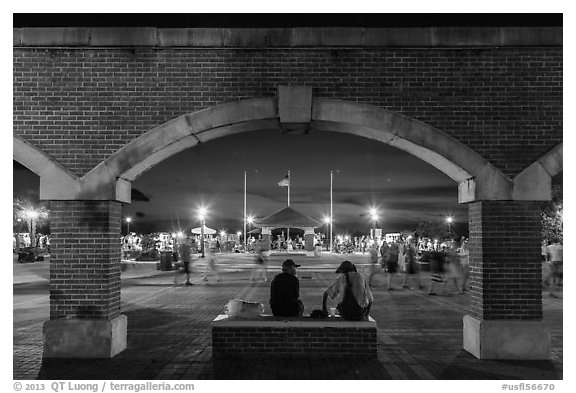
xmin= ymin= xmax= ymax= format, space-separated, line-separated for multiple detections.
xmin=335 ymin=260 xmax=356 ymax=273
xmin=282 ymin=259 xmax=301 ymax=268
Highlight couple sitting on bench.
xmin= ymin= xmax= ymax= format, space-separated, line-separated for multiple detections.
xmin=269 ymin=259 xmax=373 ymax=320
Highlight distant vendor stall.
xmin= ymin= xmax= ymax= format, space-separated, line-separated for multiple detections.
xmin=254 ymin=207 xmax=320 ymax=256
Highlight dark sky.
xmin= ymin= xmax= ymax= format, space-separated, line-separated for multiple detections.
xmin=13 ymin=129 xmax=468 ymax=236
xmin=129 ymin=130 xmax=466 ymax=235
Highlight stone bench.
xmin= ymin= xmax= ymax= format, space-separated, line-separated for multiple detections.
xmin=211 ymin=314 xmax=377 ymax=358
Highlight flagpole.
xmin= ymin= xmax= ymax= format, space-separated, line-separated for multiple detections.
xmin=243 ymin=171 xmax=247 ymax=249
xmin=287 ymin=170 xmax=290 ymax=207
xmin=330 ymin=170 xmax=333 ymax=253
xmin=287 ymin=170 xmax=290 ymax=245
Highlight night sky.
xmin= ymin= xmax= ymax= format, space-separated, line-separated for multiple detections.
xmin=13 ymin=129 xmax=467 ymax=236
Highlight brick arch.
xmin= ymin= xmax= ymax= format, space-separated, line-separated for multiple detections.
xmin=83 ymin=97 xmax=506 ymax=203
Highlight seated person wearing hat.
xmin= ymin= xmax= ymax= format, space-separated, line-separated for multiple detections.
xmin=270 ymin=259 xmax=305 ymax=317
xmin=322 ymin=260 xmax=373 ymax=321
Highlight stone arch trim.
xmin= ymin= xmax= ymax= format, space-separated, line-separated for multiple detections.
xmin=81 ymin=95 xmax=514 ymax=203
xmin=512 ymin=143 xmax=562 ymax=201
xmin=13 ymin=135 xmax=80 ymax=199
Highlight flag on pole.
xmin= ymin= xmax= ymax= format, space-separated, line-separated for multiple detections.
xmin=278 ymin=174 xmax=290 ymax=187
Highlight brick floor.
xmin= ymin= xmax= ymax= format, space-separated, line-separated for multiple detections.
xmin=13 ymin=254 xmax=563 ymax=380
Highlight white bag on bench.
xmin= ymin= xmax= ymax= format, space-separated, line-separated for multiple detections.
xmin=224 ymin=299 xmax=265 ymax=318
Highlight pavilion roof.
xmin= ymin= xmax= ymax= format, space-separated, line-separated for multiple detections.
xmin=255 ymin=206 xmax=320 ymax=228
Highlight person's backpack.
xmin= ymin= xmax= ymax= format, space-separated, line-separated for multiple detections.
xmin=337 ymin=273 xmax=365 ymax=321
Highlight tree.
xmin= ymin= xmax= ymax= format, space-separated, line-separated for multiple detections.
xmin=13 ymin=195 xmax=50 ymax=248
xmin=542 ymin=184 xmax=562 ymax=243
xmin=414 ymin=220 xmax=450 ymax=241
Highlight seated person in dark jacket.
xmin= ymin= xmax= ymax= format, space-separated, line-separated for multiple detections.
xmin=270 ymin=259 xmax=304 ymax=317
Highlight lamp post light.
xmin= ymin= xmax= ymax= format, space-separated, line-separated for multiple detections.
xmin=369 ymin=207 xmax=378 ymax=240
xmin=446 ymin=216 xmax=453 ymax=237
xmin=198 ymin=207 xmax=207 ymax=258
xmin=125 ymin=217 xmax=132 ymax=236
xmin=246 ymin=216 xmax=254 ymax=249
xmin=323 ymin=216 xmax=331 ymax=252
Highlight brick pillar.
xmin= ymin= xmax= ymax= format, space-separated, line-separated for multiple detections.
xmin=43 ymin=200 xmax=127 ymax=358
xmin=261 ymin=227 xmax=271 ymax=251
xmin=304 ymin=228 xmax=315 ymax=255
xmin=463 ymin=201 xmax=550 ymax=359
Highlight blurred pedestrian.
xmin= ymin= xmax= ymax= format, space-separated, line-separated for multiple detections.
xmin=427 ymin=249 xmax=446 ymax=295
xmin=202 ymin=246 xmax=222 ymax=283
xmin=443 ymin=246 xmax=462 ymax=294
xmin=368 ymin=242 xmax=383 ymax=287
xmin=545 ymin=238 xmax=563 ymax=298
xmin=458 ymin=238 xmax=470 ymax=292
xmin=402 ymin=239 xmax=422 ymax=289
xmin=386 ymin=241 xmax=400 ymax=290
xmin=250 ymin=245 xmax=268 ymax=284
xmin=175 ymin=236 xmax=194 ymax=286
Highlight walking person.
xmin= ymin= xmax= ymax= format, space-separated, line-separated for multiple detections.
xmin=368 ymin=242 xmax=384 ymax=287
xmin=402 ymin=239 xmax=422 ymax=289
xmin=250 ymin=245 xmax=268 ymax=284
xmin=397 ymin=239 xmax=406 ymax=275
xmin=458 ymin=238 xmax=470 ymax=292
xmin=175 ymin=236 xmax=194 ymax=286
xmin=545 ymin=238 xmax=563 ymax=298
xmin=202 ymin=246 xmax=222 ymax=283
xmin=443 ymin=246 xmax=463 ymax=294
xmin=427 ymin=249 xmax=446 ymax=295
xmin=386 ymin=241 xmax=400 ymax=290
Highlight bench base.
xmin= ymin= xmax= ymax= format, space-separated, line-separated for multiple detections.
xmin=211 ymin=314 xmax=377 ymax=358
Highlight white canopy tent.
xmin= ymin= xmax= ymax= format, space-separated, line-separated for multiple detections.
xmin=190 ymin=226 xmax=217 ymax=235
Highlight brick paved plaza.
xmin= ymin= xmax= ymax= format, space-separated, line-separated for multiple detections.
xmin=13 ymin=253 xmax=563 ymax=380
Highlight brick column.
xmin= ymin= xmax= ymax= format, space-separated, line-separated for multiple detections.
xmin=43 ymin=200 xmax=127 ymax=358
xmin=304 ymin=228 xmax=315 ymax=255
xmin=260 ymin=227 xmax=271 ymax=251
xmin=463 ymin=201 xmax=550 ymax=359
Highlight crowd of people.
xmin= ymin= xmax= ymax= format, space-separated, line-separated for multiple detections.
xmin=173 ymin=232 xmax=561 ymax=320
xmin=366 ymin=236 xmax=470 ymax=295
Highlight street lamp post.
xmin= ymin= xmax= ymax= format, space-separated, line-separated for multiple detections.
xmin=198 ymin=207 xmax=207 ymax=258
xmin=246 ymin=216 xmax=254 ymax=251
xmin=126 ymin=217 xmax=132 ymax=236
xmin=323 ymin=216 xmax=331 ymax=251
xmin=369 ymin=208 xmax=378 ymax=240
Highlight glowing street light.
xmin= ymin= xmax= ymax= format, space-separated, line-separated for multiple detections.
xmin=323 ymin=216 xmax=331 ymax=252
xmin=125 ymin=217 xmax=132 ymax=235
xmin=245 ymin=215 xmax=254 ymax=247
xmin=369 ymin=207 xmax=378 ymax=239
xmin=26 ymin=210 xmax=39 ymax=220
xmin=446 ymin=216 xmax=453 ymax=236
